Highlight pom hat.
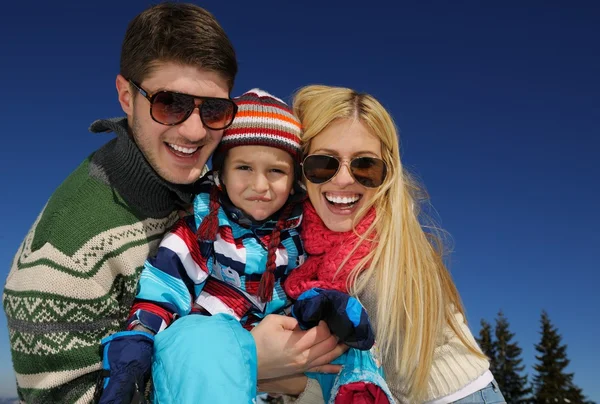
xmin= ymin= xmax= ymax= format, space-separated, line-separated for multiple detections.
xmin=198 ymin=89 xmax=304 ymax=302
xmin=215 ymin=88 xmax=302 ymax=163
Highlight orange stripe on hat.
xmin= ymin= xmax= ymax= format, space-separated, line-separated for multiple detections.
xmin=235 ymin=110 xmax=302 ymax=128
xmin=217 ymin=88 xmax=303 ymax=162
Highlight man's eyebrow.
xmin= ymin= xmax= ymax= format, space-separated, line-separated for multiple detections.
xmin=144 ymin=85 xmax=195 ymax=96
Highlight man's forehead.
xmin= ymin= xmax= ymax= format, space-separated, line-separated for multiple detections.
xmin=141 ymin=61 xmax=229 ymax=96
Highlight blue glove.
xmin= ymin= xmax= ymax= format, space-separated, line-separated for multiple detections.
xmin=292 ymin=288 xmax=375 ymax=350
xmin=98 ymin=330 xmax=154 ymax=404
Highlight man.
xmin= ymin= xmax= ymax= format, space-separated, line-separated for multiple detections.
xmin=3 ymin=3 xmax=343 ymax=402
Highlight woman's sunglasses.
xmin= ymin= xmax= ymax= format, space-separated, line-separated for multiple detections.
xmin=129 ymin=80 xmax=238 ymax=130
xmin=302 ymin=154 xmax=387 ymax=188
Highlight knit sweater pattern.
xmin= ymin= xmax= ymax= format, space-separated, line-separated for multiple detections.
xmin=2 ymin=118 xmax=191 ymax=403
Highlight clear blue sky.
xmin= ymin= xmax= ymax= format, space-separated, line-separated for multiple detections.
xmin=1 ymin=0 xmax=598 ymax=400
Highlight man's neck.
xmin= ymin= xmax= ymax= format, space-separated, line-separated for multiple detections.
xmin=89 ymin=117 xmax=197 ymax=218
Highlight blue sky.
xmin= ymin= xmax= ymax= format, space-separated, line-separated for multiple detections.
xmin=1 ymin=0 xmax=598 ymax=400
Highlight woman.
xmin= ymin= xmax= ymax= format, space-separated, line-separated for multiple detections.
xmin=267 ymin=85 xmax=506 ymax=403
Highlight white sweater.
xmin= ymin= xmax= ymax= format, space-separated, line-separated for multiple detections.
xmin=286 ymin=275 xmax=490 ymax=403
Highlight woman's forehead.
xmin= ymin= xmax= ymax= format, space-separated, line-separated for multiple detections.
xmin=310 ymin=119 xmax=381 ymax=156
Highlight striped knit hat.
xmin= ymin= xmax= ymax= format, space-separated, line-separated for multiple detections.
xmin=216 ymin=88 xmax=302 ymax=163
xmin=199 ymin=89 xmax=303 ymax=303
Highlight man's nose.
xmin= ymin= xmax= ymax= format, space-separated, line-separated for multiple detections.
xmin=177 ymin=107 xmax=208 ymax=143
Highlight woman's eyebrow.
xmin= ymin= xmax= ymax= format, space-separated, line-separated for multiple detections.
xmin=311 ymin=148 xmax=380 ymax=157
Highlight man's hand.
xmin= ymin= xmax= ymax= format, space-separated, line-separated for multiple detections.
xmin=251 ymin=314 xmax=348 ymax=379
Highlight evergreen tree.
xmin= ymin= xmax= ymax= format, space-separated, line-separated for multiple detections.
xmin=493 ymin=311 xmax=531 ymax=403
xmin=532 ymin=311 xmax=595 ymax=404
xmin=566 ymin=385 xmax=596 ymax=404
xmin=477 ymin=319 xmax=496 ymax=372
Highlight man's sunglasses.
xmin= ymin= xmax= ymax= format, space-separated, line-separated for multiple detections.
xmin=302 ymin=154 xmax=388 ymax=188
xmin=129 ymin=80 xmax=238 ymax=130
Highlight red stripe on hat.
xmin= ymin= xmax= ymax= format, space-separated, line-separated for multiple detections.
xmin=223 ymin=127 xmax=300 ymax=142
xmin=236 ymin=99 xmax=292 ymax=110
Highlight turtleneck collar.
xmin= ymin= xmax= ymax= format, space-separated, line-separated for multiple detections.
xmin=89 ymin=117 xmax=198 ymax=218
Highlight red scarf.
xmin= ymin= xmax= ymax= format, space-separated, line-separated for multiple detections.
xmin=284 ymin=201 xmax=376 ymax=299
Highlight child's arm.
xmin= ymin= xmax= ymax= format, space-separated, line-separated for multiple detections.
xmin=97 ymin=331 xmax=154 ymax=404
xmin=97 ymin=218 xmax=209 ymax=402
xmin=127 ymin=217 xmax=211 ymax=334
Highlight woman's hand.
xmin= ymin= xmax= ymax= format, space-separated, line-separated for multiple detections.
xmin=258 ymin=374 xmax=308 ymax=396
xmin=251 ymin=314 xmax=347 ymax=379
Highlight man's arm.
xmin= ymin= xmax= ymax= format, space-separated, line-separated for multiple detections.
xmin=2 ymin=166 xmax=177 ymax=403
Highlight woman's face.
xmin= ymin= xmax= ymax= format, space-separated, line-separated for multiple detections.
xmin=305 ymin=118 xmax=383 ymax=232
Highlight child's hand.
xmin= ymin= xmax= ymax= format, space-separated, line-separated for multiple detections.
xmin=97 ymin=331 xmax=154 ymax=404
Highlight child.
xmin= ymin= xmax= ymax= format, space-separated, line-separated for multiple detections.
xmin=97 ymin=89 xmax=306 ymax=403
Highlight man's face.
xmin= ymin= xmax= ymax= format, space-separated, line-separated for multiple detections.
xmin=117 ymin=62 xmax=230 ymax=184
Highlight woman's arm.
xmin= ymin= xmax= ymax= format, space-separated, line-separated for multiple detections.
xmin=251 ymin=314 xmax=346 ymax=379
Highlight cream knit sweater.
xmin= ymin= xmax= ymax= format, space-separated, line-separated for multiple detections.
xmin=286 ymin=274 xmax=490 ymax=404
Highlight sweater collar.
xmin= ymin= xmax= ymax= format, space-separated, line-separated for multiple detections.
xmin=89 ymin=117 xmax=197 ymax=218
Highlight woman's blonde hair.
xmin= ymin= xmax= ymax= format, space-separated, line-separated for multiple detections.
xmin=293 ymin=85 xmax=485 ymax=400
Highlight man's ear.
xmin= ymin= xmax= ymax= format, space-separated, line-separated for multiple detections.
xmin=116 ymin=74 xmax=134 ymax=116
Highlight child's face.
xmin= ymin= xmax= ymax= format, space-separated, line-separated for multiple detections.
xmin=221 ymin=145 xmax=295 ymax=221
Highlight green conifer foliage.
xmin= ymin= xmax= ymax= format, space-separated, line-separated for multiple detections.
xmin=477 ymin=319 xmax=496 ymax=367
xmin=532 ymin=311 xmax=595 ymax=404
xmin=493 ymin=311 xmax=531 ymax=403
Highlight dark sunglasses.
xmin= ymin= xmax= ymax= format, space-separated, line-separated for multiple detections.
xmin=302 ymin=154 xmax=387 ymax=188
xmin=129 ymin=80 xmax=238 ymax=130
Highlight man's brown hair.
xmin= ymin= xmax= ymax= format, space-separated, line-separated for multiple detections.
xmin=121 ymin=3 xmax=237 ymax=91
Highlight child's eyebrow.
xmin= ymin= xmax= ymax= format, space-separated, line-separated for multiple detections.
xmin=230 ymin=159 xmax=292 ymax=168
xmin=231 ymin=159 xmax=251 ymax=165
xmin=270 ymin=160 xmax=292 ymax=168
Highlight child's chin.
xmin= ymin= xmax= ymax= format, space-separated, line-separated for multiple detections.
xmin=250 ymin=212 xmax=270 ymax=221
xmin=244 ymin=204 xmax=283 ymax=222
